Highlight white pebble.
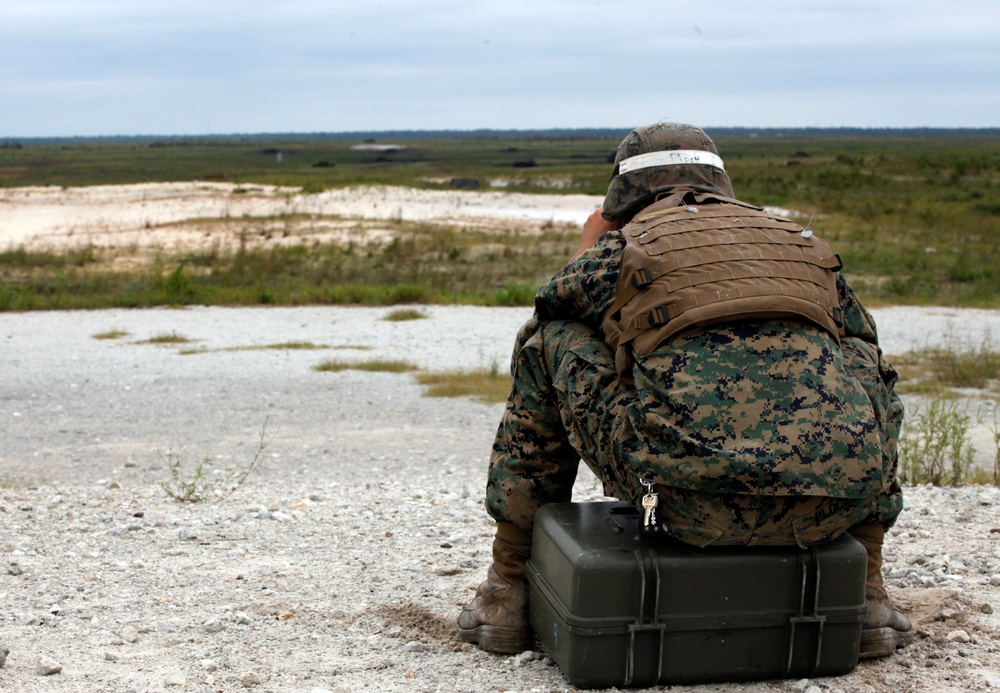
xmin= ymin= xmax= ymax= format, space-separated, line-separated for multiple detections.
xmin=203 ymin=617 xmax=225 ymax=633
xmin=241 ymin=671 xmax=264 ymax=687
xmin=947 ymin=629 xmax=971 ymax=643
xmin=164 ymin=670 xmax=186 ymax=686
xmin=36 ymin=655 xmax=62 ymax=675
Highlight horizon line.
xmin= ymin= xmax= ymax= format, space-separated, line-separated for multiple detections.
xmin=4 ymin=125 xmax=1000 ymax=143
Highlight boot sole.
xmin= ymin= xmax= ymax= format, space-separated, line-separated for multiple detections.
xmin=457 ymin=623 xmax=534 ymax=654
xmin=859 ymin=625 xmax=915 ymax=659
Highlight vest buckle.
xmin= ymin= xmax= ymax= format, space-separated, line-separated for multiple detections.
xmin=649 ymin=305 xmax=670 ymax=326
xmin=631 ymin=267 xmax=653 ymax=289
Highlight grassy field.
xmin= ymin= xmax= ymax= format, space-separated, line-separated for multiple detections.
xmin=1 ymin=131 xmax=998 ymax=310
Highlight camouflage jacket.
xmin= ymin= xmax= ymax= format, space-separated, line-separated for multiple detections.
xmin=517 ymin=216 xmax=902 ymax=500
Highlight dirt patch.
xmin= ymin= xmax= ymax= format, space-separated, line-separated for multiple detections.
xmin=373 ymin=603 xmax=462 ymax=649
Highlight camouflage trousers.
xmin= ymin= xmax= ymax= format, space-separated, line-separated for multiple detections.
xmin=485 ymin=320 xmax=903 ymax=548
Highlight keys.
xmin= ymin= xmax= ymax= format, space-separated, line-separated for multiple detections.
xmin=641 ymin=493 xmax=658 ymax=527
xmin=638 ymin=477 xmax=662 ymax=537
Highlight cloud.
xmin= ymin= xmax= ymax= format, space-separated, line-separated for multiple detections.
xmin=1 ymin=0 xmax=997 ymax=136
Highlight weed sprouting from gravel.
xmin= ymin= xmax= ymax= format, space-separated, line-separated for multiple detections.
xmin=894 ymin=338 xmax=1000 ymax=397
xmin=160 ymin=419 xmax=273 ymax=502
xmin=92 ymin=329 xmax=130 ymax=340
xmin=253 ymin=341 xmax=328 ymax=350
xmin=415 ymin=368 xmax=511 ymax=404
xmin=178 ymin=341 xmax=330 ymax=356
xmin=139 ymin=332 xmax=193 ymax=345
xmin=990 ymin=407 xmax=1000 ymax=485
xmin=382 ymin=308 xmax=428 ymax=322
xmin=313 ymin=358 xmax=418 ymax=373
xmin=899 ymin=399 xmax=983 ymax=486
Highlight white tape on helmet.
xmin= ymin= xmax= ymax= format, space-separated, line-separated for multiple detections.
xmin=617 ymin=150 xmax=725 ymax=175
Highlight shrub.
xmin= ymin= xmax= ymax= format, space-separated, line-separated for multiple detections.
xmin=899 ymin=399 xmax=981 ymax=486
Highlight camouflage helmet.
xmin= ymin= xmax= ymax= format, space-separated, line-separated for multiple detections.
xmin=602 ymin=122 xmax=735 ymax=221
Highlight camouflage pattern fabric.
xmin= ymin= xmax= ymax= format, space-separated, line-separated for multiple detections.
xmin=485 ymin=227 xmax=903 ymax=548
xmin=603 ymin=122 xmax=735 ymax=221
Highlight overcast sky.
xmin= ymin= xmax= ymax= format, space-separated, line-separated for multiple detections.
xmin=3 ymin=0 xmax=998 ymax=138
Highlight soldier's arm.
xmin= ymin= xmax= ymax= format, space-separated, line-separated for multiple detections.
xmin=837 ymin=273 xmax=881 ymax=346
xmin=572 ymin=209 xmax=622 ymax=261
xmin=508 ymin=214 xmax=624 ymax=361
xmin=534 ymin=229 xmax=624 ymax=329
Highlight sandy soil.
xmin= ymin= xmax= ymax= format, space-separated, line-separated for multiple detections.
xmin=1 ymin=183 xmax=999 ymax=692
xmin=0 ymin=182 xmax=602 ymax=254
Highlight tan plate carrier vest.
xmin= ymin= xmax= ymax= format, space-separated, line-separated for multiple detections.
xmin=601 ymin=191 xmax=844 ymax=376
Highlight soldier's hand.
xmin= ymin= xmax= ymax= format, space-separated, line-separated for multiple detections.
xmin=572 ymin=210 xmax=621 ymax=260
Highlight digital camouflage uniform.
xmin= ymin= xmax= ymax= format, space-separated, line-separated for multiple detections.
xmin=460 ymin=122 xmax=911 ymax=659
xmin=486 ymin=225 xmax=904 ymax=548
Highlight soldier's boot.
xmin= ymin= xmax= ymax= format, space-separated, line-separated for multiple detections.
xmin=457 ymin=523 xmax=534 ymax=654
xmin=849 ymin=522 xmax=914 ymax=659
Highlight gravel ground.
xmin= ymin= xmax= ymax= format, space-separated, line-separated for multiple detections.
xmin=2 ymin=305 xmax=1000 ymax=693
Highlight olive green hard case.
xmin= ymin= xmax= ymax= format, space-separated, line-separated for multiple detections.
xmin=526 ymin=501 xmax=867 ymax=688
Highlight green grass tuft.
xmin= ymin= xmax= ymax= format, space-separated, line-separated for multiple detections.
xmin=382 ymin=308 xmax=428 ymax=321
xmin=223 ymin=341 xmax=329 ymax=352
xmin=138 ymin=332 xmax=193 ymax=345
xmin=92 ymin=330 xmax=130 ymax=340
xmin=893 ymin=340 xmax=1000 ymax=397
xmin=313 ymin=358 xmax=419 ymax=373
xmin=415 ymin=369 xmax=511 ymax=404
